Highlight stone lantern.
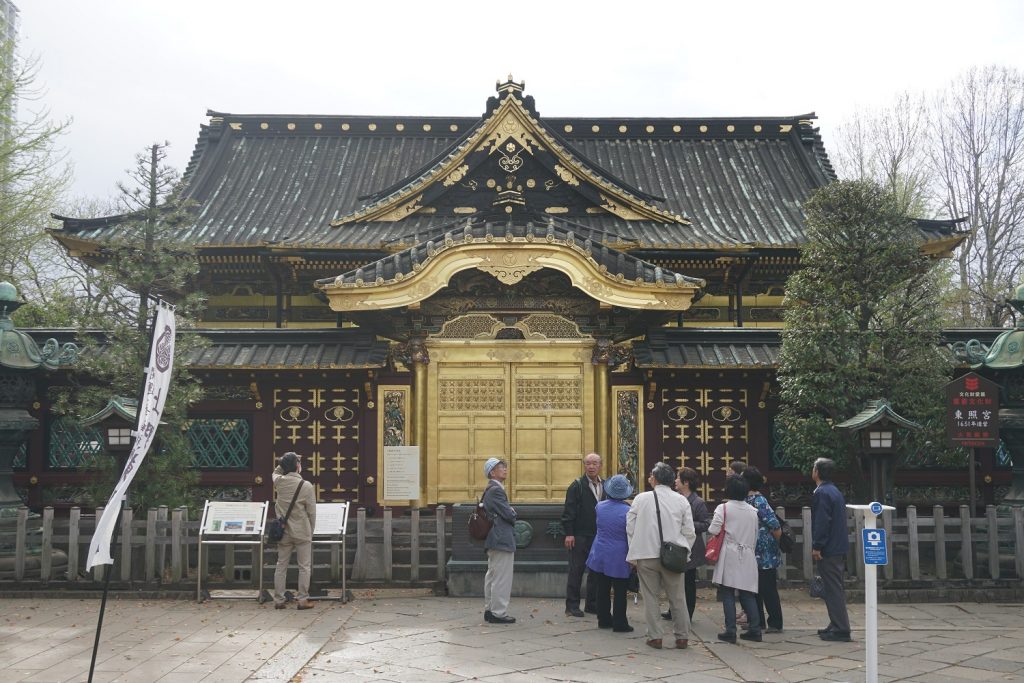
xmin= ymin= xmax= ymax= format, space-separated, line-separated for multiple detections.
xmin=836 ymin=398 xmax=921 ymax=506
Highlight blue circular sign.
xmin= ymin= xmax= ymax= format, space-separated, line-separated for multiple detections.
xmin=869 ymin=501 xmax=883 ymax=515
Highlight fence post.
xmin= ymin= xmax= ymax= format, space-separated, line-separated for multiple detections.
xmin=934 ymin=506 xmax=947 ymax=580
xmin=959 ymin=505 xmax=973 ymax=580
xmin=170 ymin=507 xmax=183 ymax=583
xmin=14 ymin=506 xmax=27 ymax=581
xmin=383 ymin=508 xmax=393 ymax=582
xmin=410 ymin=508 xmax=420 ymax=582
xmin=180 ymin=507 xmax=190 ymax=579
xmin=1014 ymin=507 xmax=1024 ymax=580
xmin=145 ymin=508 xmax=157 ymax=582
xmin=907 ymin=506 xmax=920 ymax=581
xmin=775 ymin=506 xmax=788 ymax=582
xmin=351 ymin=507 xmax=367 ymax=580
xmin=157 ymin=506 xmax=169 ymax=578
xmin=92 ymin=506 xmax=104 ymax=583
xmin=40 ymin=507 xmax=54 ymax=582
xmin=436 ymin=505 xmax=447 ymax=582
xmin=854 ymin=509 xmax=865 ymax=580
xmin=224 ymin=543 xmax=235 ymax=585
xmin=801 ymin=506 xmax=813 ymax=580
xmin=986 ymin=505 xmax=999 ymax=580
xmin=121 ymin=508 xmax=133 ymax=582
xmin=68 ymin=507 xmax=81 ymax=582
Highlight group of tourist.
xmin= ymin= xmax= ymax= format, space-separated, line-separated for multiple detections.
xmin=479 ymin=452 xmax=851 ymax=649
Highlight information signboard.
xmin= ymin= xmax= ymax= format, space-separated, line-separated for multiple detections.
xmin=945 ymin=372 xmax=1000 ymax=448
xmin=313 ymin=502 xmax=350 ymax=536
xmin=383 ymin=445 xmax=421 ymax=499
xmin=201 ymin=501 xmax=267 ymax=535
xmin=862 ymin=528 xmax=888 ymax=566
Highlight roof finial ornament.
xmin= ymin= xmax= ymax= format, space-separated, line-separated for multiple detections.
xmin=496 ymin=75 xmax=525 ymax=98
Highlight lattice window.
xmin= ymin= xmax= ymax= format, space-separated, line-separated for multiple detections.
xmin=439 ymin=379 xmax=505 ymax=412
xmin=521 ymin=314 xmax=584 ymax=339
xmin=769 ymin=419 xmax=793 ymax=469
xmin=436 ymin=314 xmax=501 ymax=339
xmin=516 ymin=378 xmax=582 ymax=410
xmin=47 ymin=418 xmax=104 ymax=469
xmin=996 ymin=439 xmax=1012 ymax=469
xmin=187 ymin=417 xmax=252 ymax=469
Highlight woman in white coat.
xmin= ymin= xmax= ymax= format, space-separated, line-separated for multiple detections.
xmin=708 ymin=475 xmax=762 ymax=643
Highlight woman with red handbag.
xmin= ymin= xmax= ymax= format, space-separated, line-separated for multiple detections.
xmin=707 ymin=475 xmax=761 ymax=644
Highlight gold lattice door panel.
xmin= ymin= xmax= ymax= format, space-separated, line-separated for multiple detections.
xmin=511 ymin=364 xmax=588 ymax=502
xmin=433 ymin=364 xmax=511 ymax=503
xmin=427 ymin=342 xmax=594 ymax=504
xmin=658 ymin=377 xmax=759 ymax=502
xmin=272 ymin=383 xmax=361 ymax=503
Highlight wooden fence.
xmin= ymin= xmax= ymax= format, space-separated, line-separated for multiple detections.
xmin=1 ymin=505 xmax=450 ymax=588
xmin=2 ymin=503 xmax=1022 ymax=589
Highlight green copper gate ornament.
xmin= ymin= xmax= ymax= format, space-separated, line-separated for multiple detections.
xmin=952 ymin=281 xmax=1024 ymax=507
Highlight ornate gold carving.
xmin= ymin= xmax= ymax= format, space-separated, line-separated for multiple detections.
xmin=516 ymin=378 xmax=582 ymax=410
xmin=485 ymin=348 xmax=535 ymax=362
xmin=779 ymin=124 xmax=793 ymax=133
xmin=477 ymin=263 xmax=543 ymax=285
xmin=520 ymin=314 xmax=584 ymax=339
xmin=437 ymin=314 xmax=503 ymax=339
xmin=553 ymin=164 xmax=579 ymax=186
xmin=453 ymin=207 xmax=476 ymax=214
xmin=443 ymin=164 xmax=470 ymax=187
xmin=599 ymin=195 xmax=646 ymax=220
xmin=379 ymin=195 xmax=423 ymax=221
xmin=545 ymin=207 xmax=569 ymax=214
xmin=439 ymin=379 xmax=505 ymax=412
xmin=229 ymin=122 xmax=242 ymax=131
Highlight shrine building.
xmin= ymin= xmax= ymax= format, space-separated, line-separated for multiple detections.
xmin=34 ymin=77 xmax=970 ymax=512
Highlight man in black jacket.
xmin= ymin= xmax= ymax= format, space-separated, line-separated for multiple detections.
xmin=561 ymin=452 xmax=603 ymax=617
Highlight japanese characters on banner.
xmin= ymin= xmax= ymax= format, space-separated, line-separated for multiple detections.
xmin=86 ymin=303 xmax=176 ymax=570
xmin=944 ymin=372 xmax=1000 ymax=449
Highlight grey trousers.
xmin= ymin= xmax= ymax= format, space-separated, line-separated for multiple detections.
xmin=484 ymin=549 xmax=515 ymax=617
xmin=273 ymin=537 xmax=312 ymax=603
xmin=818 ymin=554 xmax=851 ymax=633
xmin=636 ymin=557 xmax=690 ymax=641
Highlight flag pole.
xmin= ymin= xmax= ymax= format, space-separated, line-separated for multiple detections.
xmin=87 ymin=301 xmax=164 ymax=683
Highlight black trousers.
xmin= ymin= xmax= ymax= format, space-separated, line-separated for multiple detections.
xmin=755 ymin=566 xmax=783 ymax=630
xmin=594 ymin=571 xmax=630 ymax=629
xmin=818 ymin=554 xmax=850 ymax=633
xmin=566 ymin=535 xmax=596 ymax=610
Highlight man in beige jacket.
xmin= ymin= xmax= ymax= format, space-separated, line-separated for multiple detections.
xmin=272 ymin=451 xmax=317 ymax=609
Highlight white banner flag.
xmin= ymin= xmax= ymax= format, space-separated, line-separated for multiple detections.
xmin=86 ymin=303 xmax=176 ymax=570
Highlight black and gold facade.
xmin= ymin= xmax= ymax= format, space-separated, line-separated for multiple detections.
xmin=34 ymin=77 xmax=981 ymax=511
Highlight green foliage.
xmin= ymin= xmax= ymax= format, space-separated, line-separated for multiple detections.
xmin=52 ymin=144 xmax=207 ymax=513
xmin=776 ymin=180 xmax=956 ymax=485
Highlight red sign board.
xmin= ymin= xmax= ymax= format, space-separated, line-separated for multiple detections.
xmin=945 ymin=372 xmax=1000 ymax=448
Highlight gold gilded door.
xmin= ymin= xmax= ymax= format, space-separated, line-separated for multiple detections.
xmin=427 ymin=342 xmax=594 ymax=504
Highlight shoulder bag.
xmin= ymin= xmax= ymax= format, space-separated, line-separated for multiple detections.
xmin=266 ymin=480 xmax=304 ymax=544
xmin=653 ymin=489 xmax=689 ymax=573
xmin=705 ymin=503 xmax=727 ymax=563
xmin=467 ymin=487 xmax=494 ymax=541
xmin=764 ymin=494 xmax=795 ymax=554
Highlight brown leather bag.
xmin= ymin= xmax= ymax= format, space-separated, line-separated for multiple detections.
xmin=467 ymin=491 xmax=493 ymax=541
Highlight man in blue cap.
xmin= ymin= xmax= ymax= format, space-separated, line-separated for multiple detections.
xmin=482 ymin=457 xmax=517 ymax=624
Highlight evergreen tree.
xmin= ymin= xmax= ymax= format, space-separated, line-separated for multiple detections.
xmin=776 ymin=180 xmax=952 ymax=490
xmin=53 ymin=143 xmax=206 ymax=513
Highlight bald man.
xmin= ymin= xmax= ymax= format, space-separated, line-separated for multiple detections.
xmin=560 ymin=452 xmax=603 ymax=617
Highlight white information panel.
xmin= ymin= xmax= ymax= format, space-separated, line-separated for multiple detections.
xmin=313 ymin=502 xmax=350 ymax=537
xmin=201 ymin=501 xmax=267 ymax=535
xmin=383 ymin=445 xmax=420 ymax=499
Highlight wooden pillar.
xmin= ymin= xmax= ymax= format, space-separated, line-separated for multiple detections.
xmin=593 ymin=340 xmax=611 ymax=464
xmin=411 ymin=338 xmax=429 ymax=507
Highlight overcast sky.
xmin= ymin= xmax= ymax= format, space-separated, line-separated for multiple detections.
xmin=17 ymin=0 xmax=1024 ymax=204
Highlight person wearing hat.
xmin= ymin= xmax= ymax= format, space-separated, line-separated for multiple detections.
xmin=586 ymin=474 xmax=635 ymax=632
xmin=481 ymin=457 xmax=517 ymax=624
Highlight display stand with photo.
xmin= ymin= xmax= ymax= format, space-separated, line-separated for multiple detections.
xmin=311 ymin=501 xmax=351 ymax=602
xmin=197 ymin=500 xmax=269 ymax=602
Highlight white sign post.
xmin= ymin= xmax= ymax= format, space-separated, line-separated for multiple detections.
xmin=383 ymin=445 xmax=420 ymax=500
xmin=848 ymin=501 xmax=894 ymax=683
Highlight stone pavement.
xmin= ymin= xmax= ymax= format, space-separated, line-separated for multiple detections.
xmin=1 ymin=588 xmax=1023 ymax=682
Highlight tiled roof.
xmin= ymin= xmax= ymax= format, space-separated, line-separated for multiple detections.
xmin=27 ymin=329 xmax=390 ymax=370
xmin=53 ymin=111 xmax=842 ymax=250
xmin=632 ymin=328 xmax=782 ymax=368
xmin=316 ymin=217 xmax=704 ymax=288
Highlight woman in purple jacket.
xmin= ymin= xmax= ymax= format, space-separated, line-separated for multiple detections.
xmin=586 ymin=474 xmax=634 ymax=632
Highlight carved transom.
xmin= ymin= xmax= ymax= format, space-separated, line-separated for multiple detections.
xmin=516 ymin=378 xmax=582 ymax=411
xmin=434 ymin=313 xmax=588 ymax=340
xmin=439 ymin=379 xmax=505 ymax=412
